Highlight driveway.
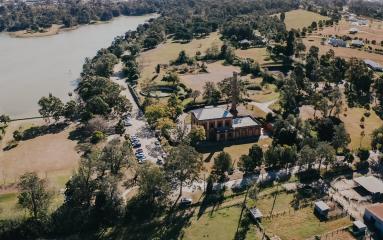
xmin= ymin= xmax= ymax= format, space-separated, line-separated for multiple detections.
xmin=111 ymin=62 xmax=161 ymax=163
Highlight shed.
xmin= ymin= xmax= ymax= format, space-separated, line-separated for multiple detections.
xmin=354 ymin=176 xmax=383 ymax=202
xmin=364 ymin=203 xmax=383 ymax=236
xmin=352 ymin=220 xmax=367 ymax=235
xmin=349 ymin=28 xmax=359 ymax=34
xmin=314 ymin=201 xmax=330 ymax=219
xmin=249 ymin=207 xmax=263 ymax=221
xmin=364 ymin=59 xmax=383 ymax=72
xmin=351 ymin=40 xmax=364 ymax=47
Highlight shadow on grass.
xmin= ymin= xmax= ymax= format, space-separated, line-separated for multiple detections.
xmin=234 ymin=211 xmax=252 ymax=240
xmin=107 ymin=196 xmax=194 ymax=240
xmin=197 ymin=190 xmax=225 ymax=219
xmin=17 ymin=122 xmax=69 ymax=141
xmin=68 ymin=126 xmax=91 ymax=143
xmin=196 ymin=137 xmax=260 ymax=154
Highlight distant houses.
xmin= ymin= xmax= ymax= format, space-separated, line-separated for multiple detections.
xmin=327 ymin=37 xmax=347 ymax=47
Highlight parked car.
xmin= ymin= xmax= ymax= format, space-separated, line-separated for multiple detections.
xmin=136 ymin=148 xmax=143 ymax=154
xmin=179 ymin=197 xmax=192 ymax=207
xmin=133 ymin=143 xmax=141 ymax=148
xmin=123 ymin=119 xmax=132 ymax=126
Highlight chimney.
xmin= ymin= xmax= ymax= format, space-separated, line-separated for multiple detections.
xmin=230 ymin=71 xmax=239 ymax=118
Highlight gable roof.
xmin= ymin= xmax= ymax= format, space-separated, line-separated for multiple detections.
xmin=366 ymin=203 xmax=383 ymax=221
xmin=191 ymin=106 xmax=233 ymax=121
xmin=354 ymin=176 xmax=383 ymax=194
xmin=315 ymin=201 xmax=330 ymax=212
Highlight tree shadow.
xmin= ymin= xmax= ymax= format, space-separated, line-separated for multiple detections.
xmin=68 ymin=126 xmax=91 ymax=143
xmin=234 ymin=211 xmax=252 ymax=240
xmin=196 ymin=190 xmax=225 ymax=219
xmin=17 ymin=122 xmax=69 ymax=141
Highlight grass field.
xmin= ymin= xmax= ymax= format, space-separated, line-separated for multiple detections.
xmin=137 ymin=32 xmax=223 ymax=89
xmin=300 ymin=104 xmax=383 ymax=150
xmin=181 ymin=205 xmax=258 ymax=240
xmin=235 ymin=47 xmax=273 ymax=65
xmin=280 ymin=9 xmax=329 ymax=30
xmin=262 ymin=207 xmax=351 ymax=240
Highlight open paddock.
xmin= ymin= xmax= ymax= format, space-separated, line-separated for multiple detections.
xmin=277 ymin=9 xmax=329 ymax=30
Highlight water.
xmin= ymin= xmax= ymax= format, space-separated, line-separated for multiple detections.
xmin=0 ymin=14 xmax=154 ymax=119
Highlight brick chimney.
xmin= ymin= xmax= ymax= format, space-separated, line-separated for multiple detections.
xmin=230 ymin=71 xmax=239 ymax=118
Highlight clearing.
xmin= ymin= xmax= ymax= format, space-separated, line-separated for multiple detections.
xmin=278 ymin=9 xmax=329 ymax=30
xmin=234 ymin=47 xmax=274 ymax=65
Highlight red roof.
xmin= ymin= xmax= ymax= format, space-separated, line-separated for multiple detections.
xmin=366 ymin=203 xmax=383 ymax=221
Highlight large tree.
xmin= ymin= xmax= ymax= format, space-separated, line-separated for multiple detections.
xmin=165 ymin=144 xmax=203 ymax=197
xmin=17 ymin=172 xmax=52 ymax=219
xmin=38 ymin=93 xmax=64 ymax=122
xmin=213 ymin=152 xmax=232 ymax=178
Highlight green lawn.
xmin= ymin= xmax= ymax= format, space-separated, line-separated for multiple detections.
xmin=181 ymin=205 xmax=258 ymax=240
xmin=277 ymin=9 xmax=329 ymax=30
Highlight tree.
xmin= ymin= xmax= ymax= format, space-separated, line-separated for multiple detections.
xmin=173 ymin=50 xmax=192 ymax=65
xmin=213 ymin=152 xmax=232 ymax=178
xmin=0 ymin=114 xmax=10 ymax=139
xmin=136 ymin=163 xmax=171 ymax=205
xmin=167 ymin=94 xmax=183 ymax=120
xmin=189 ymin=125 xmax=206 ymax=146
xmin=316 ymin=142 xmax=336 ymax=170
xmin=299 ymin=145 xmax=317 ymax=170
xmin=190 ymin=90 xmax=201 ymax=103
xmin=332 ymin=123 xmax=351 ymax=152
xmin=346 ymin=58 xmax=373 ymax=100
xmin=372 ymin=125 xmax=383 ymax=151
xmin=285 ymin=30 xmax=295 ymax=57
xmin=203 ymin=81 xmax=221 ymax=105
xmin=100 ymin=138 xmax=132 ymax=175
xmin=280 ymin=12 xmax=285 ymax=22
xmin=63 ymin=100 xmax=80 ymax=121
xmin=162 ymin=72 xmax=180 ymax=86
xmin=38 ymin=93 xmax=64 ymax=122
xmin=156 ymin=117 xmax=175 ymax=137
xmin=238 ymin=155 xmax=256 ymax=173
xmin=165 ymin=144 xmax=203 ymax=197
xmin=145 ymin=103 xmax=168 ymax=126
xmin=143 ymin=37 xmax=159 ymax=49
xmin=17 ymin=172 xmax=52 ymax=219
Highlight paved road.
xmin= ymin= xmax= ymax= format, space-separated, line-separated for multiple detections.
xmin=111 ymin=63 xmax=162 ymax=163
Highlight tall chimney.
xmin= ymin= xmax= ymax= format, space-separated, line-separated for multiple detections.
xmin=230 ymin=71 xmax=239 ymax=117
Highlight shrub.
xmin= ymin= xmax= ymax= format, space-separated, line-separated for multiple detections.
xmin=91 ymin=131 xmax=105 ymax=143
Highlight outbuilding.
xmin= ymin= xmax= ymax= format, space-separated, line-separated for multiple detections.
xmin=364 ymin=59 xmax=383 ymax=72
xmin=364 ymin=203 xmax=383 ymax=236
xmin=352 ymin=220 xmax=367 ymax=236
xmin=327 ymin=37 xmax=347 ymax=47
xmin=354 ymin=176 xmax=383 ymax=202
xmin=351 ymin=39 xmax=364 ymax=48
xmin=349 ymin=28 xmax=359 ymax=34
xmin=249 ymin=207 xmax=263 ymax=221
xmin=314 ymin=201 xmax=330 ymax=219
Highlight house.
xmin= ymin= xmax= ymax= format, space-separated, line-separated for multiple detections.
xmin=364 ymin=203 xmax=383 ymax=236
xmin=327 ymin=37 xmax=347 ymax=47
xmin=190 ymin=106 xmax=261 ymax=141
xmin=351 ymin=39 xmax=364 ymax=48
xmin=190 ymin=72 xmax=261 ymax=141
xmin=314 ymin=201 xmax=330 ymax=219
xmin=238 ymin=39 xmax=252 ymax=49
xmin=352 ymin=220 xmax=367 ymax=236
xmin=354 ymin=176 xmax=383 ymax=202
xmin=364 ymin=59 xmax=383 ymax=72
xmin=349 ymin=28 xmax=359 ymax=34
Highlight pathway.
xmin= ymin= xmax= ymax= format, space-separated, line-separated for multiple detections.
xmin=249 ymin=99 xmax=277 ymax=115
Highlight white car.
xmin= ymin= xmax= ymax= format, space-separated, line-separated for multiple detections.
xmin=123 ymin=119 xmax=132 ymax=126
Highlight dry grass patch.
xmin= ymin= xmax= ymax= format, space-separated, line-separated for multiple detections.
xmin=262 ymin=207 xmax=351 ymax=240
xmin=235 ymin=47 xmax=273 ymax=65
xmin=280 ymin=9 xmax=329 ymax=30
xmin=0 ymin=120 xmax=80 ymax=186
xmin=137 ymin=32 xmax=223 ymax=88
xmin=180 ymin=61 xmax=240 ymax=92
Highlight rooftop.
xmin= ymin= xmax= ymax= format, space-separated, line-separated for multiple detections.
xmin=364 ymin=59 xmax=383 ymax=70
xmin=232 ymin=116 xmax=259 ymax=128
xmin=354 ymin=176 xmax=383 ymax=194
xmin=353 ymin=220 xmax=367 ymax=230
xmin=315 ymin=201 xmax=330 ymax=212
xmin=191 ymin=106 xmax=233 ymax=121
xmin=366 ymin=203 xmax=383 ymax=221
xmin=249 ymin=207 xmax=263 ymax=219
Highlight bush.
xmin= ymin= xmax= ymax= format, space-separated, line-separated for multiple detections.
xmin=91 ymin=131 xmax=105 ymax=143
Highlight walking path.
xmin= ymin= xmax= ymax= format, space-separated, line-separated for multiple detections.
xmin=249 ymin=99 xmax=277 ymax=115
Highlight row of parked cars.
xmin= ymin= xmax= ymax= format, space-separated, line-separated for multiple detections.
xmin=130 ymin=135 xmax=146 ymax=163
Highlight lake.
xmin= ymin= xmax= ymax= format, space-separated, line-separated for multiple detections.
xmin=0 ymin=14 xmax=154 ymax=119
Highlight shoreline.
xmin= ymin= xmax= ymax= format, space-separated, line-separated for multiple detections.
xmin=7 ymin=13 xmax=159 ymax=39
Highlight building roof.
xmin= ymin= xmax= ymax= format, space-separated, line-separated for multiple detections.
xmin=366 ymin=203 xmax=383 ymax=221
xmin=328 ymin=38 xmax=346 ymax=47
xmin=353 ymin=220 xmax=367 ymax=230
xmin=354 ymin=176 xmax=383 ymax=194
xmin=315 ymin=201 xmax=330 ymax=212
xmin=349 ymin=27 xmax=359 ymax=32
xmin=191 ymin=106 xmax=233 ymax=121
xmin=249 ymin=207 xmax=263 ymax=219
xmin=351 ymin=40 xmax=364 ymax=46
xmin=232 ymin=116 xmax=259 ymax=128
xmin=364 ymin=59 xmax=383 ymax=70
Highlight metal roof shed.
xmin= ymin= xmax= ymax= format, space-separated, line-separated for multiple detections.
xmin=354 ymin=176 xmax=383 ymax=195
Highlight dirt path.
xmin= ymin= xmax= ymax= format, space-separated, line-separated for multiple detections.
xmin=248 ymin=99 xmax=277 ymax=114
